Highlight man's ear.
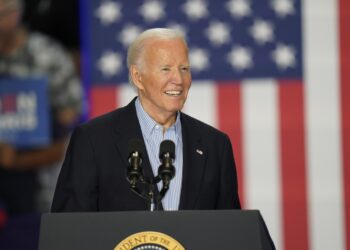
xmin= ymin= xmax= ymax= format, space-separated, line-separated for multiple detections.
xmin=130 ymin=65 xmax=144 ymax=90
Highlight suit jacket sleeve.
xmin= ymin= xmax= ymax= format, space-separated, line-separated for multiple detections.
xmin=216 ymin=134 xmax=241 ymax=209
xmin=51 ymin=126 xmax=99 ymax=212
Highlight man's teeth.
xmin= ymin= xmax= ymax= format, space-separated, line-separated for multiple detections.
xmin=165 ymin=90 xmax=181 ymax=96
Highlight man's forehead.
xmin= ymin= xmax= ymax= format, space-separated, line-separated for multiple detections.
xmin=147 ymin=40 xmax=187 ymax=53
xmin=147 ymin=35 xmax=184 ymax=43
xmin=144 ymin=38 xmax=188 ymax=52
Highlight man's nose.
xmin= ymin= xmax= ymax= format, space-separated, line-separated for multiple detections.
xmin=171 ymin=69 xmax=183 ymax=84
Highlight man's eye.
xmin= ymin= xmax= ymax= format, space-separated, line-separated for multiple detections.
xmin=181 ymin=67 xmax=189 ymax=72
xmin=161 ymin=67 xmax=170 ymax=71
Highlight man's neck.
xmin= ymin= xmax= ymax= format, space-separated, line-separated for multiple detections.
xmin=138 ymin=97 xmax=177 ymax=132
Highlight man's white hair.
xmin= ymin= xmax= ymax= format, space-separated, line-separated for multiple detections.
xmin=127 ymin=28 xmax=188 ymax=85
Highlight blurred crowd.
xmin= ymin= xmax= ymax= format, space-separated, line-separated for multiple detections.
xmin=0 ymin=0 xmax=81 ymax=248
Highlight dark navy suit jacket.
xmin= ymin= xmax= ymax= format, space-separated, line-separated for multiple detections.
xmin=51 ymin=98 xmax=241 ymax=212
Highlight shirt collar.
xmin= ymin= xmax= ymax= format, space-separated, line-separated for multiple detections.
xmin=135 ymin=97 xmax=182 ymax=139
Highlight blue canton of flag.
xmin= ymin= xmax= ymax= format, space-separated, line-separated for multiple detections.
xmin=87 ymin=0 xmax=302 ymax=85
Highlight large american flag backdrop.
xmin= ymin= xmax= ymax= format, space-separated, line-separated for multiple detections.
xmin=81 ymin=0 xmax=349 ymax=249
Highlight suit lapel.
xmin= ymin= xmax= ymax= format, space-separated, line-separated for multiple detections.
xmin=179 ymin=113 xmax=207 ymax=209
xmin=112 ymin=98 xmax=154 ymax=179
xmin=112 ymin=98 xmax=163 ymax=209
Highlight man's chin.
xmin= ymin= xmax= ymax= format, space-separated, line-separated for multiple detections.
xmin=167 ymin=102 xmax=186 ymax=113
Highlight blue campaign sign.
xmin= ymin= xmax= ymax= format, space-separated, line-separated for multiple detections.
xmin=0 ymin=77 xmax=51 ymax=148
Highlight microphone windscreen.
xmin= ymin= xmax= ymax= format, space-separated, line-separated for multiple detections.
xmin=159 ymin=140 xmax=175 ymax=159
xmin=128 ymin=138 xmax=144 ymax=155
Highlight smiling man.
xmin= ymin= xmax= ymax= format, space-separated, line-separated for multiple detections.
xmin=51 ymin=28 xmax=241 ymax=212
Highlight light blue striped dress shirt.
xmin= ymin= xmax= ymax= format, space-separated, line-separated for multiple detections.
xmin=135 ymin=98 xmax=183 ymax=211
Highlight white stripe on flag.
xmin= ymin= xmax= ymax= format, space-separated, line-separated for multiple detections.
xmin=242 ymin=79 xmax=283 ymax=250
xmin=183 ymin=81 xmax=217 ymax=127
xmin=303 ymin=0 xmax=345 ymax=249
xmin=118 ymin=83 xmax=137 ymax=107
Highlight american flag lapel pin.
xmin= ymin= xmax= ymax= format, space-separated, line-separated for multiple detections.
xmin=196 ymin=149 xmax=203 ymax=155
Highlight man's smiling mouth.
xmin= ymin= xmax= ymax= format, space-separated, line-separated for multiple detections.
xmin=165 ymin=90 xmax=182 ymax=96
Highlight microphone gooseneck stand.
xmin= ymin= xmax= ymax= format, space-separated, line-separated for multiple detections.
xmin=126 ymin=139 xmax=176 ymax=211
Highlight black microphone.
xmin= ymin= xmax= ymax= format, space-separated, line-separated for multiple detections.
xmin=127 ymin=139 xmax=144 ymax=188
xmin=158 ymin=140 xmax=176 ymax=189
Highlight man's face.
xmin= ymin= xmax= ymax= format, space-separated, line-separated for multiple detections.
xmin=132 ymin=38 xmax=192 ymax=121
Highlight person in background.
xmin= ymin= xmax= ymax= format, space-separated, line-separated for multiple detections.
xmin=0 ymin=0 xmax=82 ymax=215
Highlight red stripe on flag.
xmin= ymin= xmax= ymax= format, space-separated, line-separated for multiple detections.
xmin=90 ymin=85 xmax=118 ymax=118
xmin=217 ymin=82 xmax=245 ymax=207
xmin=339 ymin=0 xmax=350 ymax=248
xmin=279 ymin=82 xmax=309 ymax=250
